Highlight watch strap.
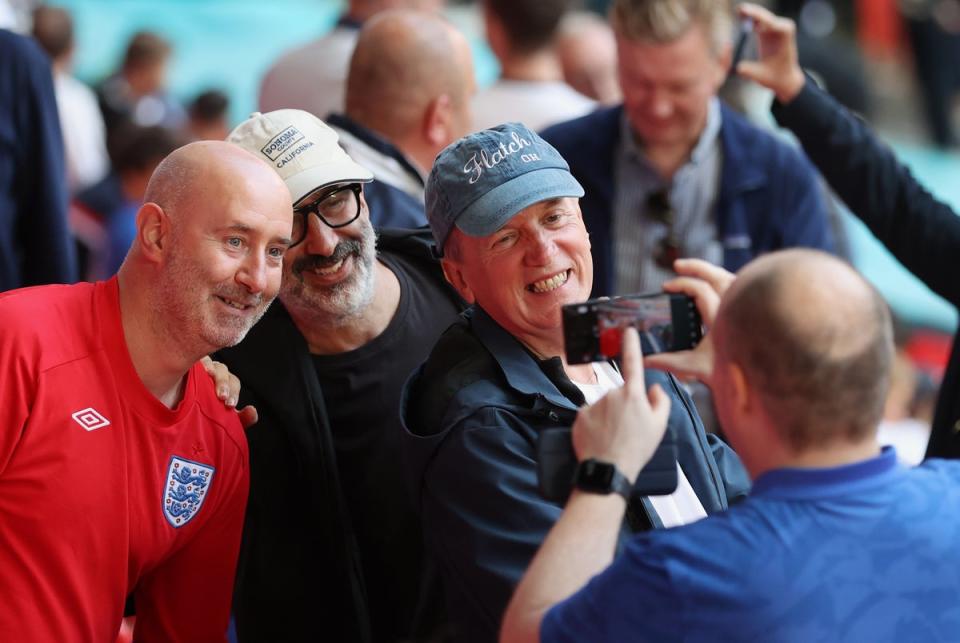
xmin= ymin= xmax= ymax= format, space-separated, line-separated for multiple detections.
xmin=575 ymin=458 xmax=633 ymax=501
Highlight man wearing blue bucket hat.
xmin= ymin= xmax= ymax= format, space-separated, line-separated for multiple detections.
xmin=400 ymin=122 xmax=750 ymax=642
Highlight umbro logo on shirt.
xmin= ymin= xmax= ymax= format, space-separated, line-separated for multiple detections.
xmin=71 ymin=407 xmax=111 ymax=431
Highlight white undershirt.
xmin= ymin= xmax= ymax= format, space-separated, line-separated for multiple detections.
xmin=574 ymin=363 xmax=708 ymax=528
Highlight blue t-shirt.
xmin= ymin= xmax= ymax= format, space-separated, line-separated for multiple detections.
xmin=542 ymin=448 xmax=960 ymax=642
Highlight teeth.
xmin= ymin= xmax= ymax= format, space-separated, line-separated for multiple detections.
xmin=314 ymin=258 xmax=345 ymax=275
xmin=530 ymin=271 xmax=569 ymax=293
xmin=219 ymin=297 xmax=247 ymax=310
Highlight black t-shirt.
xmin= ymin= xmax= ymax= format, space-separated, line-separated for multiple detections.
xmin=311 ymin=249 xmax=461 ymax=642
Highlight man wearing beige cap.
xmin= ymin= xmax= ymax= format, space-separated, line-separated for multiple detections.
xmin=219 ymin=109 xmax=463 ymax=642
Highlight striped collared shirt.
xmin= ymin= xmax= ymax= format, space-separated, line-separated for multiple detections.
xmin=612 ymin=98 xmax=723 ymax=294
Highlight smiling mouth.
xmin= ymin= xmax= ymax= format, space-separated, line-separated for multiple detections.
xmin=528 ymin=270 xmax=570 ymax=293
xmin=216 ymin=295 xmax=256 ymax=311
xmin=312 ymin=257 xmax=346 ymax=276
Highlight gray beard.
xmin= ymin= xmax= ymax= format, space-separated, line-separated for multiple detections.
xmin=279 ymin=220 xmax=378 ymax=325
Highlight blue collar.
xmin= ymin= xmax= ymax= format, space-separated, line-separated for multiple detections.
xmin=325 ymin=113 xmax=425 ymax=186
xmin=751 ymin=447 xmax=902 ymax=500
xmin=469 ymin=307 xmax=579 ymax=412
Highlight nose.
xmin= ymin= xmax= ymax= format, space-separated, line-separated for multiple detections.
xmin=303 ymin=212 xmax=341 ymax=257
xmin=524 ymin=229 xmax=558 ymax=266
xmin=237 ymin=251 xmax=268 ymax=294
xmin=649 ymin=90 xmax=673 ymax=119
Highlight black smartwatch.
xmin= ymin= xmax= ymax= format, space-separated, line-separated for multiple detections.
xmin=574 ymin=458 xmax=633 ymax=500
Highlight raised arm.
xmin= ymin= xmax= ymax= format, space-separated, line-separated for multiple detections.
xmin=737 ymin=2 xmax=960 ymax=306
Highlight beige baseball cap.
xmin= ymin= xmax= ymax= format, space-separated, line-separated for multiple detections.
xmin=227 ymin=109 xmax=373 ymax=205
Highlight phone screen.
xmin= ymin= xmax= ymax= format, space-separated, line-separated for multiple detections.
xmin=562 ymin=293 xmax=702 ymax=364
xmin=598 ymin=296 xmax=674 ymax=356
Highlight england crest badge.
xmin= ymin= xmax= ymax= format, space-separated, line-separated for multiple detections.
xmin=163 ymin=456 xmax=215 ymax=528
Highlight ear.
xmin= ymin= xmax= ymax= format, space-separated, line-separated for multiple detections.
xmin=423 ymin=93 xmax=453 ymax=149
xmin=440 ymin=257 xmax=476 ymax=304
xmin=727 ymin=361 xmax=751 ymax=417
xmin=711 ymin=41 xmax=733 ymax=91
xmin=135 ymin=202 xmax=169 ymax=263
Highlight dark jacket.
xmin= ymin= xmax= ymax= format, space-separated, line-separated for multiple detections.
xmin=771 ymin=81 xmax=960 ymax=459
xmin=540 ymin=103 xmax=833 ymax=296
xmin=400 ymin=307 xmax=750 ymax=643
xmin=218 ymin=228 xmax=461 ymax=642
xmin=0 ymin=30 xmax=75 ymax=292
xmin=327 ymin=113 xmax=428 ymax=229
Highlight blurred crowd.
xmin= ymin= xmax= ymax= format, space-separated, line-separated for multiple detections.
xmin=2 ymin=0 xmax=960 ymax=642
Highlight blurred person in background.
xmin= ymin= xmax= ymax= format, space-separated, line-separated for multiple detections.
xmin=71 ymin=124 xmax=185 ymax=280
xmin=735 ymin=2 xmax=960 ymax=461
xmin=326 ymin=8 xmax=476 ymax=228
xmin=541 ymin=0 xmax=833 ymax=297
xmin=186 ymin=88 xmax=230 ymax=141
xmin=899 ymin=0 xmax=960 ymax=147
xmin=471 ymin=0 xmax=596 ymax=132
xmin=31 ymin=4 xmax=110 ymax=194
xmin=555 ymin=10 xmax=623 ymax=106
xmin=258 ymin=0 xmax=444 ymax=120
xmin=0 ymin=25 xmax=75 ymax=291
xmin=97 ymin=30 xmax=185 ymax=136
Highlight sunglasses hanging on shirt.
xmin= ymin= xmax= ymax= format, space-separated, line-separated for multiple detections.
xmin=646 ymin=189 xmax=681 ymax=270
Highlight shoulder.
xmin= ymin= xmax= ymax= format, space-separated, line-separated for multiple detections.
xmin=719 ymin=104 xmax=812 ymax=171
xmin=405 ymin=317 xmax=507 ymax=434
xmin=379 ymin=230 xmax=463 ymax=302
xmin=909 ymin=459 xmax=960 ymax=488
xmin=0 ymin=28 xmax=46 ymax=66
xmin=0 ymin=282 xmax=99 ymax=364
xmin=191 ymin=362 xmax=248 ymax=461
xmin=541 ymin=105 xmax=620 ymax=146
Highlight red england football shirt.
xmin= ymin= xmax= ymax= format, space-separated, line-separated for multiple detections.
xmin=0 ymin=278 xmax=249 ymax=642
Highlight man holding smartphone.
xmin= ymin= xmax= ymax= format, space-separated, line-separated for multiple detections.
xmin=501 ymin=250 xmax=960 ymax=642
xmin=400 ymin=122 xmax=749 ymax=642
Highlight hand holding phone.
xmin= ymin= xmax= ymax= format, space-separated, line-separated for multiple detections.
xmin=644 ymin=258 xmax=735 ymax=382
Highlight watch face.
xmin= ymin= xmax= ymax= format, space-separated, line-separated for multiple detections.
xmin=576 ymin=459 xmax=616 ymax=493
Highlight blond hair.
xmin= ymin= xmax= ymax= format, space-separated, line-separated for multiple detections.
xmin=609 ymin=0 xmax=733 ymax=55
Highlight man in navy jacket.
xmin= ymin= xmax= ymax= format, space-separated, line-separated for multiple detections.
xmin=540 ymin=0 xmax=832 ymax=297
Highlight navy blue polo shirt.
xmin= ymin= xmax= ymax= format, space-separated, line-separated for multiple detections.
xmin=543 ymin=448 xmax=960 ymax=642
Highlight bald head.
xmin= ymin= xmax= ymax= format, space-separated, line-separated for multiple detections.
xmin=714 ymin=250 xmax=893 ymax=451
xmin=144 ymin=140 xmax=289 ymax=223
xmin=348 ymin=0 xmax=445 ymax=21
xmin=345 ymin=9 xmax=473 ymax=148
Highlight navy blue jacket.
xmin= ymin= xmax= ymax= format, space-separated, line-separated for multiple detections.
xmin=0 ymin=30 xmax=75 ymax=291
xmin=326 ymin=114 xmax=428 ymax=229
xmin=400 ymin=307 xmax=750 ymax=642
xmin=771 ymin=82 xmax=960 ymax=460
xmin=541 ymin=104 xmax=833 ymax=296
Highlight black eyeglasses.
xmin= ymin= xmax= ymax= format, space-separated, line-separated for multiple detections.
xmin=646 ymin=189 xmax=681 ymax=270
xmin=290 ymin=183 xmax=363 ymax=247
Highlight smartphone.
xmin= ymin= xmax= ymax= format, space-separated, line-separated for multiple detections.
xmin=728 ymin=16 xmax=755 ymax=79
xmin=562 ymin=293 xmax=703 ymax=365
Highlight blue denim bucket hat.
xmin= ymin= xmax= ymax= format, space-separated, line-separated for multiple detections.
xmin=425 ymin=122 xmax=584 ymax=256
